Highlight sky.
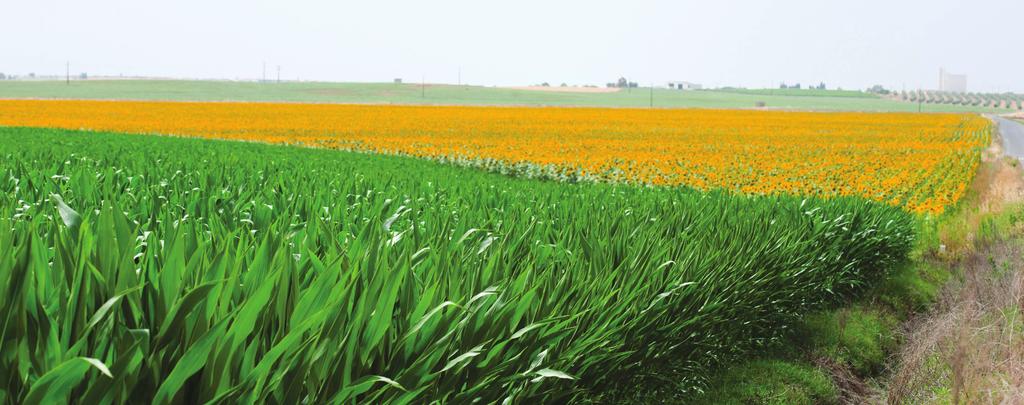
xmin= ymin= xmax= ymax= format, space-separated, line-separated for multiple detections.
xmin=3 ymin=0 xmax=1022 ymax=92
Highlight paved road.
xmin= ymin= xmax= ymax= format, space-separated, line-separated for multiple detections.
xmin=995 ymin=116 xmax=1024 ymax=159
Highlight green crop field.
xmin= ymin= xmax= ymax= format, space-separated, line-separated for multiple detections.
xmin=713 ymin=87 xmax=878 ymax=98
xmin=0 ymin=79 xmax=1010 ymax=112
xmin=0 ymin=126 xmax=915 ymax=403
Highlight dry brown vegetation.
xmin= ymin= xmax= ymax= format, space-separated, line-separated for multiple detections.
xmin=888 ymin=241 xmax=1024 ymax=403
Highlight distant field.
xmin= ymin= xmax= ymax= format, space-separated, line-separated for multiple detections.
xmin=714 ymin=87 xmax=877 ymax=98
xmin=0 ymin=79 xmax=1009 ymax=112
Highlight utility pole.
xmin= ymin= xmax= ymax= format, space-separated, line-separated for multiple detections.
xmin=66 ymin=61 xmax=70 ymax=85
xmin=262 ymin=62 xmax=266 ymax=83
xmin=421 ymin=75 xmax=425 ymax=98
xmin=276 ymin=65 xmax=281 ymax=83
xmin=649 ymin=83 xmax=653 ymax=108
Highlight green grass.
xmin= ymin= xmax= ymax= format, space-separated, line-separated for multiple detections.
xmin=798 ymin=306 xmax=900 ymax=376
xmin=0 ymin=79 xmax=1009 ymax=112
xmin=871 ymin=261 xmax=949 ymax=315
xmin=0 ymin=126 xmax=916 ymax=403
xmin=975 ymin=203 xmax=1024 ymax=246
xmin=690 ymin=260 xmax=948 ymax=404
xmin=715 ymin=87 xmax=876 ymax=98
xmin=699 ymin=360 xmax=839 ymax=405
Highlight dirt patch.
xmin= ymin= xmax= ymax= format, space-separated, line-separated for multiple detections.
xmin=979 ymin=157 xmax=1024 ymax=212
xmin=504 ymin=86 xmax=621 ymax=94
xmin=975 ymin=129 xmax=1024 ymax=215
xmin=815 ymin=356 xmax=873 ymax=403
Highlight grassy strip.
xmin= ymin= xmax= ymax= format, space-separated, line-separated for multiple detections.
xmin=0 ymin=127 xmax=914 ymax=403
xmin=712 ymin=88 xmax=878 ymax=98
xmin=0 ymin=79 xmax=1010 ymax=112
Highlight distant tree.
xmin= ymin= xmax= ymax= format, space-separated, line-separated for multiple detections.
xmin=560 ymin=83 xmax=568 ymax=87
xmin=780 ymin=83 xmax=788 ymax=89
xmin=541 ymin=82 xmax=550 ymax=87
xmin=0 ymin=73 xmax=5 ymax=80
xmin=793 ymin=83 xmax=801 ymax=89
xmin=79 ymin=72 xmax=88 ymax=79
xmin=867 ymin=85 xmax=890 ymax=95
xmin=617 ymin=77 xmax=628 ymax=88
xmin=817 ymin=82 xmax=826 ymax=90
xmin=628 ymin=82 xmax=638 ymax=88
xmin=28 ymin=73 xmax=35 ymax=78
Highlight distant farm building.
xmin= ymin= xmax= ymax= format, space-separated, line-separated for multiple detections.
xmin=939 ymin=69 xmax=967 ymax=93
xmin=394 ymin=78 xmax=402 ymax=84
xmin=666 ymin=81 xmax=702 ymax=90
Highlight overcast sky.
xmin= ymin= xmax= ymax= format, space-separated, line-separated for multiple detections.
xmin=3 ymin=0 xmax=1022 ymax=92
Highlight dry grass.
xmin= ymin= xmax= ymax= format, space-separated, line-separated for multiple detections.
xmin=887 ymin=242 xmax=1024 ymax=404
xmin=816 ymin=355 xmax=873 ymax=403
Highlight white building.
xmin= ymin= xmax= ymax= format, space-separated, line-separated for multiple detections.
xmin=939 ymin=69 xmax=967 ymax=93
xmin=666 ymin=81 xmax=702 ymax=90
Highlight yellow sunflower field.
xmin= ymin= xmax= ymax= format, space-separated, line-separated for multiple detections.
xmin=0 ymin=99 xmax=988 ymax=214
